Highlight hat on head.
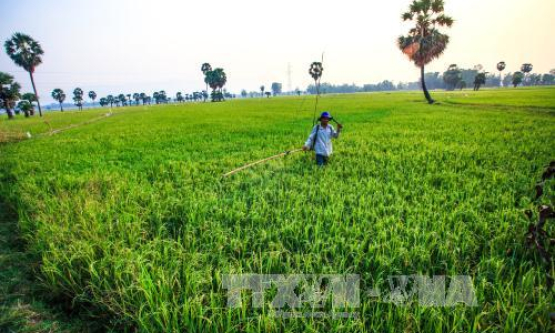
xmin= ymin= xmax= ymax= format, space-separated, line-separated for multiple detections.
xmin=318 ymin=111 xmax=332 ymax=120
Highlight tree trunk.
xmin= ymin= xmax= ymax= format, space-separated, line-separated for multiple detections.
xmin=59 ymin=102 xmax=64 ymax=112
xmin=29 ymin=72 xmax=42 ymax=117
xmin=5 ymin=107 xmax=14 ymax=119
xmin=420 ymin=65 xmax=434 ymax=104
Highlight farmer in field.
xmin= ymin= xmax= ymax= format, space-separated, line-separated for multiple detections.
xmin=302 ymin=111 xmax=342 ymax=166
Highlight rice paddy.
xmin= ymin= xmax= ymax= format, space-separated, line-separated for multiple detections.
xmin=0 ymin=87 xmax=554 ymax=332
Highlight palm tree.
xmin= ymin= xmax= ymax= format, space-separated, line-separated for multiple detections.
xmin=513 ymin=72 xmax=524 ymax=87
xmin=18 ymin=100 xmax=32 ymax=117
xmin=308 ymin=62 xmax=324 ymax=94
xmin=201 ymin=63 xmax=212 ymax=97
xmin=51 ymin=88 xmax=66 ymax=111
xmin=107 ymin=95 xmax=114 ymax=108
xmin=118 ymin=94 xmax=127 ymax=106
xmin=176 ymin=92 xmax=183 ymax=102
xmin=0 ymin=72 xmax=21 ymax=119
xmin=133 ymin=93 xmax=140 ymax=105
xmin=139 ymin=92 xmax=147 ymax=105
xmin=521 ymin=63 xmax=533 ymax=85
xmin=21 ymin=92 xmax=37 ymax=115
xmin=201 ymin=63 xmax=212 ymax=75
xmin=497 ymin=61 xmax=506 ymax=87
xmin=473 ymin=72 xmax=487 ymax=91
xmin=205 ymin=68 xmax=227 ymax=102
xmin=398 ymin=0 xmax=453 ymax=104
xmin=73 ymin=88 xmax=84 ymax=110
xmin=4 ymin=33 xmax=45 ymax=116
xmin=88 ymin=91 xmax=97 ymax=105
xmin=99 ymin=97 xmax=108 ymax=107
xmin=443 ymin=64 xmax=461 ymax=90
xmin=158 ymin=91 xmax=167 ymax=103
xmin=260 ymin=85 xmax=265 ymax=97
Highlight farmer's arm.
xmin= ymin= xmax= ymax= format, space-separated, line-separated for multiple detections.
xmin=302 ymin=126 xmax=318 ymax=150
xmin=331 ymin=124 xmax=343 ymax=138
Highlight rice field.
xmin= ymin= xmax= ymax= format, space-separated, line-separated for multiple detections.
xmin=0 ymin=87 xmax=554 ymax=332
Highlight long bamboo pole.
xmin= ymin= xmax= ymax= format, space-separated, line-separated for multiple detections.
xmin=222 ymin=149 xmax=303 ymax=177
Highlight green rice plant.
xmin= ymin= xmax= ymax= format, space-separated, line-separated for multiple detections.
xmin=0 ymin=88 xmax=554 ymax=332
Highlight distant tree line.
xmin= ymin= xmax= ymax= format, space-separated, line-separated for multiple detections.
xmin=306 ymin=68 xmax=555 ymax=95
xmin=3 ymin=29 xmax=555 ymax=119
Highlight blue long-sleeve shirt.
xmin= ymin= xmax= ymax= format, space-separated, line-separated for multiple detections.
xmin=304 ymin=124 xmax=340 ymax=156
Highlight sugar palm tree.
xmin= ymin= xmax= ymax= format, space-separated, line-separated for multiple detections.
xmin=496 ymin=62 xmax=506 ymax=87
xmin=118 ymin=94 xmax=127 ymax=106
xmin=21 ymin=92 xmax=37 ymax=115
xmin=176 ymin=92 xmax=183 ymax=102
xmin=201 ymin=63 xmax=212 ymax=75
xmin=106 ymin=95 xmax=114 ymax=108
xmin=443 ymin=64 xmax=461 ymax=90
xmin=398 ymin=0 xmax=453 ymax=104
xmin=308 ymin=62 xmax=323 ymax=93
xmin=512 ymin=72 xmax=524 ymax=87
xmin=205 ymin=68 xmax=227 ymax=102
xmin=473 ymin=73 xmax=487 ymax=91
xmin=520 ymin=63 xmax=533 ymax=86
xmin=88 ymin=91 xmax=97 ymax=105
xmin=0 ymin=72 xmax=21 ymax=119
xmin=73 ymin=88 xmax=84 ymax=110
xmin=158 ymin=91 xmax=167 ymax=103
xmin=201 ymin=63 xmax=212 ymax=98
xmin=51 ymin=88 xmax=66 ymax=111
xmin=260 ymin=85 xmax=265 ymax=97
xmin=133 ymin=93 xmax=140 ymax=105
xmin=18 ymin=100 xmax=33 ymax=117
xmin=4 ymin=33 xmax=45 ymax=116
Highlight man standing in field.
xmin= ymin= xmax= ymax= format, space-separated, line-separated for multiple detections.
xmin=302 ymin=111 xmax=342 ymax=166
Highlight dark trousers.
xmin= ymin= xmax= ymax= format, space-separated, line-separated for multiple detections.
xmin=316 ymin=154 xmax=329 ymax=166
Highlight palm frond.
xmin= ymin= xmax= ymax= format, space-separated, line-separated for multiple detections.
xmin=431 ymin=0 xmax=444 ymax=13
xmin=434 ymin=14 xmax=454 ymax=27
xmin=402 ymin=12 xmax=413 ymax=21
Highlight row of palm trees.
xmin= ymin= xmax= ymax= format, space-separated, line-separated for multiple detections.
xmin=441 ymin=62 xmax=537 ymax=91
xmin=50 ymin=88 xmax=98 ymax=111
xmin=0 ymin=32 xmax=232 ymax=119
xmin=47 ymin=88 xmax=230 ymax=112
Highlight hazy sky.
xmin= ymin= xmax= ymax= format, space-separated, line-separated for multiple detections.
xmin=1 ymin=0 xmax=554 ymax=103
